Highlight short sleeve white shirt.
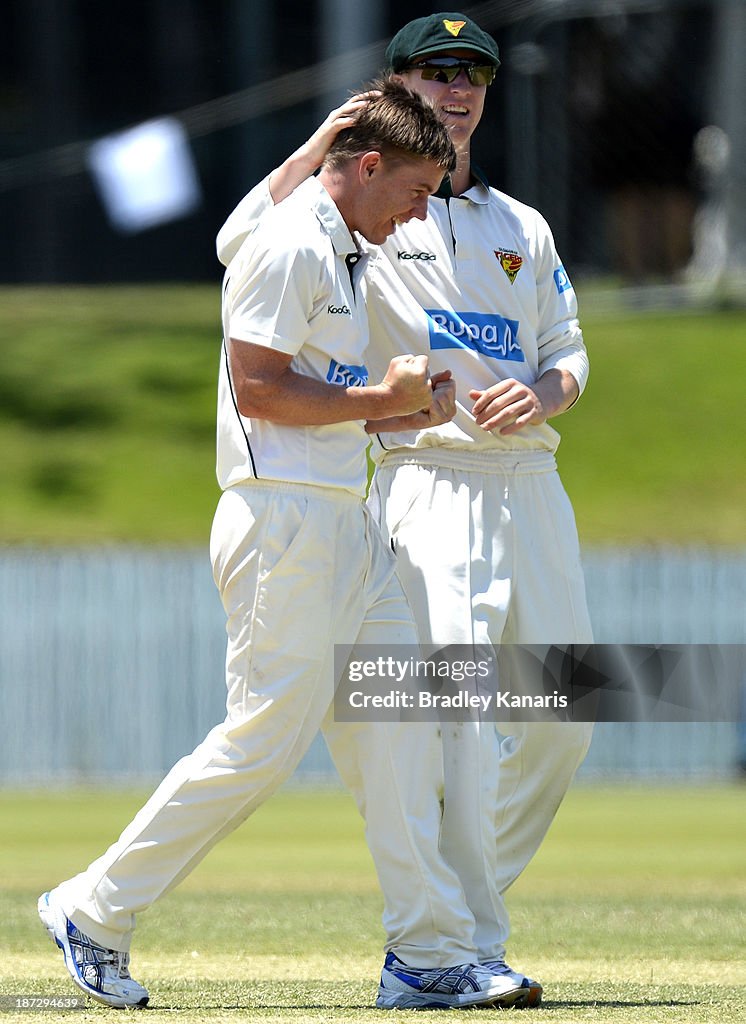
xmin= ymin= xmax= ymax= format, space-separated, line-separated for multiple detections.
xmin=217 ymin=178 xmax=370 ymax=495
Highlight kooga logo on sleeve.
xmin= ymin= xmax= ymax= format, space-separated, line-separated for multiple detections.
xmin=425 ymin=310 xmax=525 ymax=361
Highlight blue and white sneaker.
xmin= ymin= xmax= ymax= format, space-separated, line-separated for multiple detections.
xmin=376 ymin=951 xmax=526 ymax=1009
xmin=37 ymin=890 xmax=149 ymax=1009
xmin=480 ymin=958 xmax=543 ymax=1008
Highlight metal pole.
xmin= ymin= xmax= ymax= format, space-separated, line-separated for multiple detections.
xmin=226 ymin=0 xmax=275 ymax=202
xmin=22 ymin=0 xmax=79 ymax=281
xmin=316 ymin=0 xmax=384 ymax=125
xmin=711 ymin=0 xmax=746 ymax=277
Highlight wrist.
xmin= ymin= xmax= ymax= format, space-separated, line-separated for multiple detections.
xmin=292 ymin=144 xmax=324 ymax=175
xmin=351 ymin=382 xmax=398 ymax=421
xmin=534 ymin=369 xmax=578 ymax=419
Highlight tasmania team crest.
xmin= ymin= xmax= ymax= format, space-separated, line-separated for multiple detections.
xmin=443 ymin=19 xmax=466 ymax=36
xmin=494 ymin=249 xmax=523 ymax=284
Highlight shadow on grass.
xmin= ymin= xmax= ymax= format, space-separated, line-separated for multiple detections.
xmin=540 ymin=999 xmax=700 ymax=1010
xmin=145 ymin=997 xmax=702 ymax=1013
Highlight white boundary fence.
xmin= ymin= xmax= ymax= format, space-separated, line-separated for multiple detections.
xmin=0 ymin=547 xmax=744 ymax=785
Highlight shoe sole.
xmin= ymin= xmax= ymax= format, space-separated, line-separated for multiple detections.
xmin=37 ymin=893 xmax=148 ymax=1010
xmin=514 ymin=982 xmax=543 ymax=1009
xmin=376 ymin=983 xmax=525 ymax=1009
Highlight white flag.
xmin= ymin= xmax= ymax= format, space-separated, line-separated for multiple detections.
xmin=87 ymin=117 xmax=201 ymax=233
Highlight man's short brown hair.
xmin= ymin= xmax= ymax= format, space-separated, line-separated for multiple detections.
xmin=323 ymin=77 xmax=456 ymax=175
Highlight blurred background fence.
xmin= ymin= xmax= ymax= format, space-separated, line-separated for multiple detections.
xmin=1 ymin=546 xmax=744 ymax=786
xmin=2 ymin=0 xmax=746 ymax=295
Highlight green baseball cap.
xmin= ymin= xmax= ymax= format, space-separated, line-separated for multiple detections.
xmin=385 ymin=12 xmax=500 ymax=72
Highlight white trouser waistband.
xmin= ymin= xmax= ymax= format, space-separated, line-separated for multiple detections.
xmin=377 ymin=447 xmax=557 ymax=476
xmin=228 ymin=478 xmax=363 ymax=505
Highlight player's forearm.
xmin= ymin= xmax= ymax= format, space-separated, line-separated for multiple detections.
xmin=231 ymin=342 xmax=432 ymax=426
xmin=234 ymin=368 xmax=424 ymax=427
xmin=268 ymin=149 xmax=318 ymax=204
xmin=532 ymin=368 xmax=580 ymax=419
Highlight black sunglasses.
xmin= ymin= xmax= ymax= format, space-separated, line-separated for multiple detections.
xmin=406 ymin=57 xmax=498 ymax=87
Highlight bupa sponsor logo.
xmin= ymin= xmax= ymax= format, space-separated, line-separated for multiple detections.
xmin=328 ymin=303 xmax=351 ymax=315
xmin=326 ymin=359 xmax=368 ymax=388
xmin=425 ymin=310 xmax=524 ymax=362
xmin=554 ymin=266 xmax=572 ymax=295
xmin=398 ymin=251 xmax=437 ymax=261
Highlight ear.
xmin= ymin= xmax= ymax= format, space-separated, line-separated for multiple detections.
xmin=358 ymin=151 xmax=383 ymax=183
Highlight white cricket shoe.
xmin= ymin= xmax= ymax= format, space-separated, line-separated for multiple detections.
xmin=481 ymin=957 xmax=543 ymax=1007
xmin=376 ymin=951 xmax=526 ymax=1009
xmin=38 ymin=890 xmax=149 ymax=1009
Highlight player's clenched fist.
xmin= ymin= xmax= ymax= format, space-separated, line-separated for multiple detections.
xmin=380 ymin=354 xmax=433 ymax=416
xmin=427 ymin=370 xmax=457 ymax=426
xmin=364 ymin=366 xmax=457 ymax=435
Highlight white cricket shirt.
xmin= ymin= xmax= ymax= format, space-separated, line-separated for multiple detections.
xmin=218 ymin=177 xmax=370 ymax=495
xmin=365 ymin=174 xmax=589 ymax=459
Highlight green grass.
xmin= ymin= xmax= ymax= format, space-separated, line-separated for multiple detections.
xmin=1 ymin=785 xmax=744 ymax=1022
xmin=0 ymin=286 xmax=745 ymax=544
xmin=556 ymin=306 xmax=746 ymax=544
xmin=0 ymin=287 xmax=220 ymax=544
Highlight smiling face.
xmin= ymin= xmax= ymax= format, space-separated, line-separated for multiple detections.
xmin=351 ymin=151 xmax=446 ymax=244
xmin=396 ymin=49 xmax=488 ymax=153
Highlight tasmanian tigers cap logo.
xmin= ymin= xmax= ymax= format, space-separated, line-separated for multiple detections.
xmin=385 ymin=13 xmax=500 ymax=72
xmin=443 ymin=19 xmax=466 ymax=37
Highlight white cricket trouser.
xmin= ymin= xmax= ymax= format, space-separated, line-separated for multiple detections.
xmin=369 ymin=448 xmax=595 ymax=961
xmin=56 ymin=481 xmax=478 ymax=964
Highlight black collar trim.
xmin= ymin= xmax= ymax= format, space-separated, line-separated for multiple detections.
xmin=435 ymin=163 xmax=489 ymax=199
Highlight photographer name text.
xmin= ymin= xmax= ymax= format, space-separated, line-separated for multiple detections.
xmin=347 ymin=690 xmax=568 ymax=711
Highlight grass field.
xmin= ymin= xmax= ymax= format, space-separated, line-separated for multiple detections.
xmin=1 ymin=784 xmax=744 ymax=1022
xmin=0 ymin=286 xmax=744 ymax=545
